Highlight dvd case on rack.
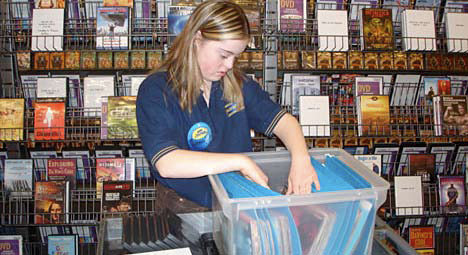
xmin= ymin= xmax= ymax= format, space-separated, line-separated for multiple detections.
xmin=408 ymin=154 xmax=435 ymax=182
xmin=278 ymin=0 xmax=306 ymax=33
xmin=31 ymin=9 xmax=64 ymax=51
xmin=48 ymin=235 xmax=78 ymax=255
xmin=168 ymin=5 xmax=196 ymax=36
xmin=106 ymin=96 xmax=138 ymax=139
xmin=47 ymin=158 xmax=77 ymax=188
xmin=428 ymin=143 xmax=456 ymax=175
xmin=96 ymin=7 xmax=130 ymax=50
xmin=30 ymin=149 xmax=57 ymax=181
xmin=438 ymin=175 xmax=465 ymax=214
xmin=396 ymin=142 xmax=427 ymax=176
xmin=394 ymin=176 xmax=423 ymax=216
xmin=101 ymin=180 xmax=133 ymax=213
xmin=36 ymin=77 xmax=67 ymax=99
xmin=83 ymin=76 xmax=115 ymax=117
xmin=4 ymin=159 xmax=33 ymax=198
xmin=299 ymin=96 xmax=330 ymax=137
xmin=373 ymin=143 xmax=400 ymax=176
xmin=62 ymin=149 xmax=91 ymax=181
xmin=354 ymin=154 xmax=382 ymax=175
xmin=35 ymin=181 xmax=69 ymax=224
xmin=360 ymin=8 xmax=394 ymax=50
xmin=317 ymin=10 xmax=348 ymax=51
xmin=0 ymin=235 xmax=23 ymax=255
xmin=0 ymin=99 xmax=24 ymax=141
xmin=50 ymin=52 xmax=64 ymax=70
xmin=95 ymin=158 xmax=126 ymax=199
xmin=33 ymin=100 xmax=66 ymax=140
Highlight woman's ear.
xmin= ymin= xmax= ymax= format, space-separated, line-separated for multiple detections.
xmin=194 ymin=31 xmax=203 ymax=48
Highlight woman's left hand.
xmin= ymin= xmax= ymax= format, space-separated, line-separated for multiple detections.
xmin=286 ymin=156 xmax=320 ymax=195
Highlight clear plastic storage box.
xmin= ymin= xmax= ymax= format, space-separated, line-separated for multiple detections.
xmin=209 ymin=148 xmax=390 ymax=255
xmin=372 ymin=217 xmax=418 ymax=255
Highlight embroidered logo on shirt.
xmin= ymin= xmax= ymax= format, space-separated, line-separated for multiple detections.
xmin=225 ymin=103 xmax=243 ymax=117
xmin=187 ymin=122 xmax=212 ymax=151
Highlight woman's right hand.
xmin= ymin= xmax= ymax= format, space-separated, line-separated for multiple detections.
xmin=238 ymin=155 xmax=269 ymax=189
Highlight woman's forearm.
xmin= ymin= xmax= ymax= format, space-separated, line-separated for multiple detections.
xmin=155 ymin=150 xmax=246 ymax=178
xmin=272 ymin=113 xmax=320 ymax=193
xmin=155 ymin=149 xmax=268 ymax=188
xmin=273 ymin=113 xmax=310 ymax=160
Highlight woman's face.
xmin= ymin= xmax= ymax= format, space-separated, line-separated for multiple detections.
xmin=196 ymin=36 xmax=248 ymax=84
xmin=50 ymin=203 xmax=62 ymax=222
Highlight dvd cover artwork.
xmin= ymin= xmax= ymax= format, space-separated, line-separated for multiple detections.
xmin=168 ymin=6 xmax=196 ymax=36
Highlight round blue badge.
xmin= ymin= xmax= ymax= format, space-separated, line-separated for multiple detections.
xmin=187 ymin=122 xmax=212 ymax=151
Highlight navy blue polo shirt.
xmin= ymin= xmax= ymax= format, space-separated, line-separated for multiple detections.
xmin=136 ymin=72 xmax=286 ymax=207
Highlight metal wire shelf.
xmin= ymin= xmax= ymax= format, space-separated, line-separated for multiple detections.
xmin=0 ymin=0 xmax=266 ymax=52
xmin=1 ymin=1 xmax=467 ymax=53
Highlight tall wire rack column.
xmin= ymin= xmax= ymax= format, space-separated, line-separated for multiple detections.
xmin=0 ymin=1 xmax=22 ymax=100
xmin=262 ymin=0 xmax=279 ymax=151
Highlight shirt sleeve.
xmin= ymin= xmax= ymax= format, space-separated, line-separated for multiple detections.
xmin=243 ymin=78 xmax=287 ymax=137
xmin=136 ymin=74 xmax=179 ymax=167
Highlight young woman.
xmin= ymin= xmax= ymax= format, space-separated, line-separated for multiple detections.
xmin=136 ymin=0 xmax=320 ymax=212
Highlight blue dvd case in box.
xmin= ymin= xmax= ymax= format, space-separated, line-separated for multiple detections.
xmin=210 ymin=148 xmax=389 ymax=255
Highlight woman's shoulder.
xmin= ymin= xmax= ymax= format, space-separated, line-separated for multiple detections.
xmin=139 ymin=71 xmax=170 ymax=93
xmin=241 ymin=75 xmax=263 ymax=93
xmin=137 ymin=72 xmax=178 ymax=105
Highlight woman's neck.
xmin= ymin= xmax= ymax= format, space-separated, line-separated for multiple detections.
xmin=201 ymin=81 xmax=212 ymax=107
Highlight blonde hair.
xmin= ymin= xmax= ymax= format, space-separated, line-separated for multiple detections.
xmin=158 ymin=0 xmax=250 ymax=112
